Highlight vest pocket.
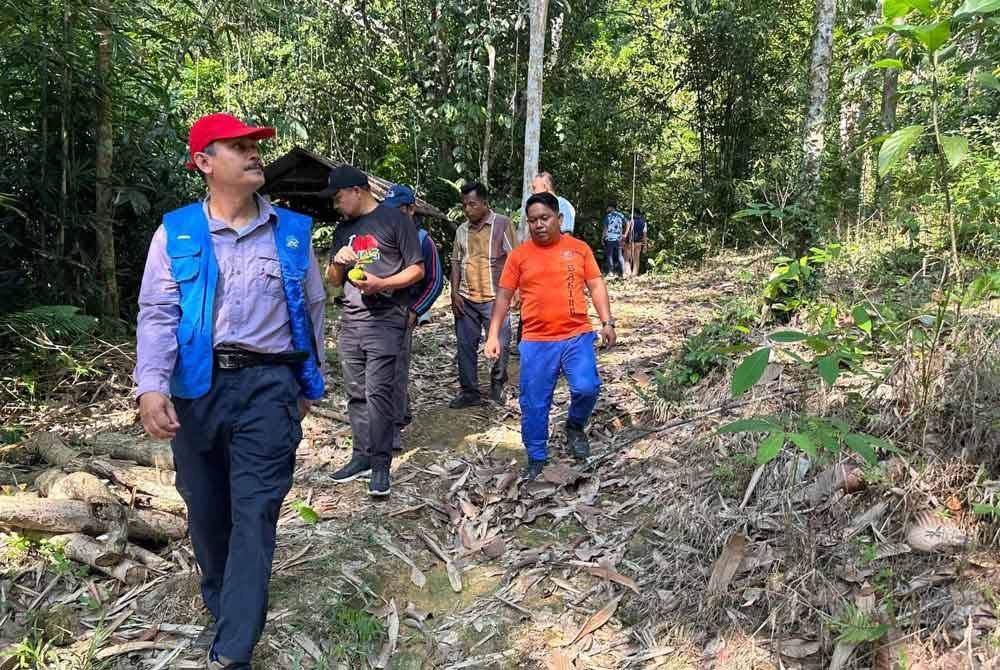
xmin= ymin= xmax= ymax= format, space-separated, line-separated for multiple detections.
xmin=169 ymin=250 xmax=201 ymax=283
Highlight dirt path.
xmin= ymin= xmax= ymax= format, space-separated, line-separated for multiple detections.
xmin=6 ymin=249 xmax=994 ymax=669
xmin=231 ymin=256 xmax=748 ymax=670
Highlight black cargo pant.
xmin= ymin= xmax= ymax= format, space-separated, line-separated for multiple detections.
xmin=171 ymin=364 xmax=302 ymax=668
xmin=339 ymin=319 xmax=405 ymax=468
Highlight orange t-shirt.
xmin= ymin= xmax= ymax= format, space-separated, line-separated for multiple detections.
xmin=499 ymin=235 xmax=602 ymax=341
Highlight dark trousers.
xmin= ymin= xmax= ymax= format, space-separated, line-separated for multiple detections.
xmin=455 ymin=299 xmax=510 ymax=395
xmin=392 ymin=321 xmax=415 ymax=449
xmin=605 ymin=240 xmax=623 ymax=276
xmin=171 ymin=365 xmax=302 ymax=667
xmin=339 ymin=320 xmax=404 ymax=468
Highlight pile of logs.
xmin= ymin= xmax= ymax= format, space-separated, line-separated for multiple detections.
xmin=0 ymin=432 xmax=186 ymax=585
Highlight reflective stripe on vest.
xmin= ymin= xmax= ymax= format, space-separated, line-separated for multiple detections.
xmin=163 ymin=204 xmax=325 ymax=400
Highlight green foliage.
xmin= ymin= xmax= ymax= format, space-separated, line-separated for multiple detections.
xmin=829 ymin=603 xmax=890 ymax=643
xmin=655 ymin=299 xmax=756 ymax=398
xmin=719 ymin=414 xmax=891 ymax=466
xmin=0 ymin=637 xmax=61 ymax=670
xmin=762 ymin=244 xmax=841 ymax=319
xmin=292 ymin=500 xmax=320 ymax=524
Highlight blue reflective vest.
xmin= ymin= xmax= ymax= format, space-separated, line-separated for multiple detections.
xmin=162 ymin=203 xmax=325 ymax=400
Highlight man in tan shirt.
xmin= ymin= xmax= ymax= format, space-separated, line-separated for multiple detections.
xmin=450 ymin=182 xmax=517 ymax=408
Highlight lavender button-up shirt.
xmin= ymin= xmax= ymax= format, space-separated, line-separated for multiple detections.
xmin=133 ymin=195 xmax=326 ymax=399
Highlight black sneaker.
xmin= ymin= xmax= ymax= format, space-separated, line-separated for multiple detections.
xmin=566 ymin=423 xmax=591 ymax=461
xmin=331 ymin=456 xmax=371 ymax=483
xmin=449 ymin=392 xmax=483 ymax=409
xmin=489 ymin=384 xmax=505 ymax=404
xmin=524 ymin=459 xmax=547 ymax=481
xmin=368 ymin=466 xmax=391 ymax=497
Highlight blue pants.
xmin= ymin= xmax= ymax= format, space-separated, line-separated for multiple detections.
xmin=171 ymin=365 xmax=302 ymax=668
xmin=519 ymin=332 xmax=601 ymax=461
xmin=605 ymin=240 xmax=623 ymax=276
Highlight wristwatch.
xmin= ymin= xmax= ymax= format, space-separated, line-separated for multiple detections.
xmin=602 ymin=319 xmax=616 ymax=328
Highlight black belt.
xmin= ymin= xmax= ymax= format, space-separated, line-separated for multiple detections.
xmin=214 ymin=349 xmax=309 ymax=369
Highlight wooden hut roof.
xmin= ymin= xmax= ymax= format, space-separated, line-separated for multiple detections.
xmin=261 ymin=147 xmax=445 ymax=221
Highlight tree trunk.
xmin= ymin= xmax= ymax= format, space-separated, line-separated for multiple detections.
xmin=84 ymin=433 xmax=175 ymax=470
xmin=51 ymin=533 xmax=148 ymax=584
xmin=480 ymin=43 xmax=497 ymax=186
xmin=521 ymin=0 xmax=548 ymax=208
xmin=798 ymin=0 xmax=838 ymax=211
xmin=94 ymin=16 xmax=119 ymax=318
xmin=0 ymin=497 xmax=186 ymax=541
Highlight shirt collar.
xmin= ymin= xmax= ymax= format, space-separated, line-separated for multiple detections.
xmin=203 ymin=193 xmax=275 ymax=235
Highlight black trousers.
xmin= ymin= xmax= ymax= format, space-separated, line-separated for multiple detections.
xmin=171 ymin=365 xmax=302 ymax=667
xmin=338 ymin=319 xmax=404 ymax=468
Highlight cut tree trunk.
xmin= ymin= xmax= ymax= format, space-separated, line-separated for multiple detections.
xmin=0 ymin=497 xmax=186 ymax=542
xmin=51 ymin=533 xmax=148 ymax=584
xmin=123 ymin=543 xmax=173 ymax=571
xmin=37 ymin=469 xmax=115 ymax=503
xmin=26 ymin=431 xmax=79 ymax=467
xmin=84 ymin=433 xmax=174 ymax=470
xmin=85 ymin=457 xmax=181 ymax=505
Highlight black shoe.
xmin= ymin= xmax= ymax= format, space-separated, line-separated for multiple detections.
xmin=524 ymin=459 xmax=547 ymax=481
xmin=566 ymin=423 xmax=591 ymax=461
xmin=331 ymin=456 xmax=371 ymax=483
xmin=489 ymin=384 xmax=505 ymax=404
xmin=449 ymin=392 xmax=483 ymax=409
xmin=368 ymin=466 xmax=391 ymax=497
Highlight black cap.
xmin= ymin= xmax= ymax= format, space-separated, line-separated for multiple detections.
xmin=318 ymin=164 xmax=369 ymax=199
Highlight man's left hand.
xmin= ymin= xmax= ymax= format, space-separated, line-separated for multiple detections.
xmin=354 ymin=274 xmax=386 ymax=296
xmin=599 ymin=324 xmax=617 ymax=348
xmin=298 ymin=398 xmax=312 ymax=418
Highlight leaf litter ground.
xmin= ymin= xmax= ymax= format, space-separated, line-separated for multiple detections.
xmin=2 ymin=250 xmax=999 ymax=669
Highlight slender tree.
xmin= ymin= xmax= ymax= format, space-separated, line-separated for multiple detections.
xmin=94 ymin=11 xmax=119 ymax=318
xmin=521 ymin=0 xmax=548 ymax=206
xmin=798 ymin=0 xmax=837 ymax=211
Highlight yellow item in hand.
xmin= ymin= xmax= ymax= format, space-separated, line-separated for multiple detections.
xmin=348 ymin=267 xmax=366 ymax=282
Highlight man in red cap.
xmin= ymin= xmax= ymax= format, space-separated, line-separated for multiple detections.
xmin=134 ymin=113 xmax=327 ymax=669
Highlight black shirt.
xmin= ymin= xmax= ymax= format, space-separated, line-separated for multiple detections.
xmin=332 ymin=204 xmax=424 ymax=323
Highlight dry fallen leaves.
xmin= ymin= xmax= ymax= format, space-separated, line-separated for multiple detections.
xmin=906 ymin=511 xmax=968 ymax=553
xmin=562 ymin=596 xmax=621 ymax=647
xmin=707 ymin=533 xmax=746 ymax=595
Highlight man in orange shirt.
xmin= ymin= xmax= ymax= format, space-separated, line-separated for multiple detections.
xmin=485 ymin=192 xmax=616 ymax=480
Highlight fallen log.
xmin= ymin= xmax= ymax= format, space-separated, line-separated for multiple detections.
xmin=0 ymin=497 xmax=186 ymax=542
xmin=85 ymin=458 xmax=181 ymax=504
xmin=36 ymin=469 xmax=128 ymax=559
xmin=122 ymin=542 xmax=173 ymax=571
xmin=25 ymin=431 xmax=79 ymax=467
xmin=84 ymin=433 xmax=174 ymax=470
xmin=0 ymin=467 xmax=42 ymax=487
xmin=37 ymin=469 xmax=115 ymax=503
xmin=51 ymin=534 xmax=148 ymax=585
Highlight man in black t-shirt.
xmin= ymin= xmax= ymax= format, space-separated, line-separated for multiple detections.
xmin=323 ymin=164 xmax=425 ymax=496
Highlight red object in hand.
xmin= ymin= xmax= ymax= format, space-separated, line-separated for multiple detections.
xmin=351 ymin=234 xmax=379 ymax=252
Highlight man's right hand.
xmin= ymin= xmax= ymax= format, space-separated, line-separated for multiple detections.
xmin=333 ymin=245 xmax=359 ymax=266
xmin=451 ymin=293 xmax=466 ymax=318
xmin=139 ymin=392 xmax=180 ymax=440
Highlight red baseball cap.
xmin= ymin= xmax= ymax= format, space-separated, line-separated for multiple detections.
xmin=185 ymin=113 xmax=275 ymax=169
